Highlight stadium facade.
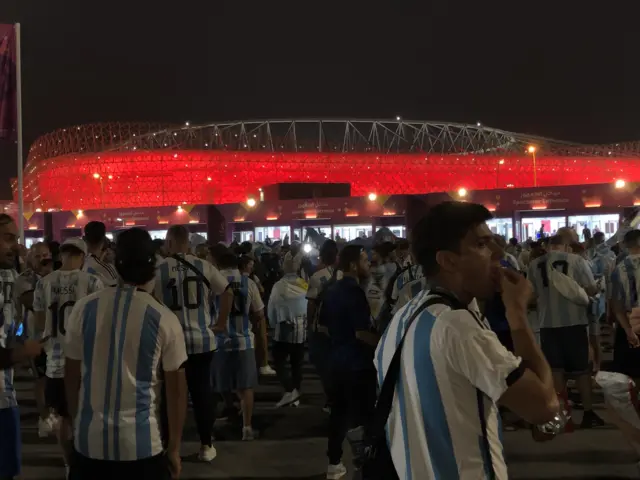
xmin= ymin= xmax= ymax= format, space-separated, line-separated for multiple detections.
xmin=12 ymin=120 xmax=640 ymax=245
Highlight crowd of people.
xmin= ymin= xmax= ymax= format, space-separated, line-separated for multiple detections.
xmin=0 ymin=204 xmax=637 ymax=479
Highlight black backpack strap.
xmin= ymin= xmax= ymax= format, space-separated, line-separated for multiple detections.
xmin=172 ymin=254 xmax=212 ymax=291
xmin=476 ymin=389 xmax=496 ymax=479
xmin=369 ymin=294 xmax=460 ymax=444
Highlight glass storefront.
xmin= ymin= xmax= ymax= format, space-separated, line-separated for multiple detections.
xmin=334 ymin=224 xmax=372 ymax=242
xmin=376 ymin=225 xmax=406 ymax=239
xmin=255 ymin=226 xmax=291 ymax=242
xmin=521 ymin=216 xmax=566 ymax=240
xmin=295 ymin=226 xmax=331 ymax=243
xmin=568 ymin=214 xmax=620 ymax=241
xmin=148 ymin=230 xmax=168 ymax=240
xmin=24 ymin=237 xmax=44 ymax=249
xmin=232 ymin=231 xmax=254 ymax=243
xmin=487 ymin=218 xmax=513 ymax=240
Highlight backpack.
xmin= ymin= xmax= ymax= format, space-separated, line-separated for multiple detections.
xmin=356 ymin=291 xmax=496 ymax=480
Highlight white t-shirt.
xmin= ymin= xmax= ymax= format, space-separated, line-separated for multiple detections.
xmin=65 ymin=285 xmax=187 ymax=461
xmin=306 ymin=266 xmax=342 ymax=301
xmin=34 ymin=269 xmax=103 ymax=378
xmin=375 ymin=290 xmax=521 ymax=479
xmin=155 ymin=254 xmax=228 ymax=354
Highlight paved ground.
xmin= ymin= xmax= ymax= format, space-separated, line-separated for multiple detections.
xmin=15 ymin=356 xmax=640 ymax=479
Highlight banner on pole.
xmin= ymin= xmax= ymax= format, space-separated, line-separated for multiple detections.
xmin=0 ymin=24 xmax=16 ymax=140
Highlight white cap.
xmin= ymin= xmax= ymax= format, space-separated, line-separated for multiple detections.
xmin=61 ymin=237 xmax=88 ymax=255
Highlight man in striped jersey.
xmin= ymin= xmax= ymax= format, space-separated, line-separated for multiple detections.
xmin=610 ymin=229 xmax=640 ymax=382
xmin=15 ymin=242 xmax=54 ymax=438
xmin=376 ymin=202 xmax=558 ymax=479
xmin=65 ymin=228 xmax=187 ymax=479
xmin=0 ymin=214 xmax=38 ymax=480
xmin=155 ymin=225 xmax=232 ymax=461
xmin=33 ymin=237 xmax=104 ymax=477
xmin=528 ymin=234 xmax=604 ymax=428
xmin=82 ymin=221 xmax=119 ymax=287
xmin=306 ymin=240 xmax=341 ymax=413
xmin=268 ymin=254 xmax=308 ymax=408
xmin=212 ymin=251 xmax=264 ymax=441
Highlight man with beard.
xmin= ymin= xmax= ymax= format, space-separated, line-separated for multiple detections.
xmin=321 ymin=245 xmax=378 ymax=479
xmin=0 ymin=214 xmax=43 ymax=480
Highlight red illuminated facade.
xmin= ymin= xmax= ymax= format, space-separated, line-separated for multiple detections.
xmin=18 ymin=120 xmax=640 ymax=210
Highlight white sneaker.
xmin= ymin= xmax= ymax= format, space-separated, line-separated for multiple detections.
xmin=198 ymin=444 xmax=217 ymax=462
xmin=290 ymin=400 xmax=300 ymax=407
xmin=260 ymin=365 xmax=277 ymax=376
xmin=38 ymin=415 xmax=55 ymax=438
xmin=326 ymin=462 xmax=347 ymax=479
xmin=242 ymin=426 xmax=256 ymax=441
xmin=276 ymin=389 xmax=301 ymax=408
xmin=65 ymin=464 xmax=70 ymax=480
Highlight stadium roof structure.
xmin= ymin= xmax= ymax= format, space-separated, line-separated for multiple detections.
xmin=19 ymin=119 xmax=640 ymax=210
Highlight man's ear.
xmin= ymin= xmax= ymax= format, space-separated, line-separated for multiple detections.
xmin=435 ymin=250 xmax=457 ymax=273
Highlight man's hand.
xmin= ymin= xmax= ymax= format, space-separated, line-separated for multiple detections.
xmin=11 ymin=339 xmax=43 ymax=363
xmin=167 ymin=450 xmax=181 ymax=479
xmin=499 ymin=267 xmax=533 ymax=314
xmin=211 ymin=323 xmax=227 ymax=335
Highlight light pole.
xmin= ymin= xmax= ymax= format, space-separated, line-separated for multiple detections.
xmin=527 ymin=146 xmax=537 ymax=187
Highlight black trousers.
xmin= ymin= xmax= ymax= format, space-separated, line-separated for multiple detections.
xmin=185 ymin=351 xmax=215 ymax=446
xmin=327 ymin=368 xmax=377 ymax=465
xmin=272 ymin=341 xmax=305 ymax=392
xmin=69 ymin=451 xmax=170 ymax=480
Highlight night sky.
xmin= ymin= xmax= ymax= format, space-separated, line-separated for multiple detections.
xmin=0 ymin=1 xmax=637 ymax=199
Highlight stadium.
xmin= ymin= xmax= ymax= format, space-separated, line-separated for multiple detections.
xmin=20 ymin=119 xmax=640 ymax=211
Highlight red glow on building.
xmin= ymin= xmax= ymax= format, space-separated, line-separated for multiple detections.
xmin=19 ymin=121 xmax=640 ymax=211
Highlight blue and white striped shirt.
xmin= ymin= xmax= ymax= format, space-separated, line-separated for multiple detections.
xmin=268 ymin=274 xmax=307 ymax=344
xmin=155 ymin=254 xmax=229 ymax=355
xmin=527 ymin=251 xmax=596 ymax=329
xmin=0 ymin=269 xmax=18 ymax=409
xmin=83 ymin=254 xmax=119 ymax=287
xmin=390 ymin=265 xmax=424 ymax=303
xmin=215 ymin=269 xmax=264 ymax=351
xmin=65 ymin=285 xmax=187 ymax=461
xmin=611 ymin=254 xmax=640 ymax=312
xmin=34 ymin=270 xmax=103 ymax=378
xmin=375 ymin=290 xmax=519 ymax=479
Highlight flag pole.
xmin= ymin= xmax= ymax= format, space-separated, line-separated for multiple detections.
xmin=15 ymin=23 xmax=23 ymax=243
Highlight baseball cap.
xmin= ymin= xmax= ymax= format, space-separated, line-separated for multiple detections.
xmin=61 ymin=237 xmax=88 ymax=255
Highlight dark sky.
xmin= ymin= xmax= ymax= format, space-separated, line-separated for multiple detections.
xmin=0 ymin=1 xmax=638 ymax=198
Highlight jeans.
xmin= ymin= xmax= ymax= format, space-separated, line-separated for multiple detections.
xmin=272 ymin=341 xmax=305 ymax=392
xmin=309 ymin=331 xmax=333 ymax=403
xmin=185 ymin=351 xmax=216 ymax=446
xmin=327 ymin=368 xmax=377 ymax=465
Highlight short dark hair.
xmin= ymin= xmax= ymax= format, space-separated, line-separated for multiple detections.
xmin=338 ymin=245 xmax=364 ymax=272
xmin=209 ymin=243 xmax=229 ymax=263
xmin=319 ymin=240 xmax=338 ymax=265
xmin=373 ymin=241 xmax=396 ymax=259
xmin=624 ymin=229 xmax=640 ymax=249
xmin=219 ymin=252 xmax=239 ymax=270
xmin=238 ymin=255 xmax=254 ymax=271
xmin=84 ymin=221 xmax=106 ymax=246
xmin=0 ymin=214 xmax=14 ymax=226
xmin=593 ymin=231 xmax=605 ymax=242
xmin=115 ymin=228 xmax=156 ymax=285
xmin=396 ymin=239 xmax=410 ymax=251
xmin=412 ymin=201 xmax=492 ymax=276
xmin=152 ymin=239 xmax=165 ymax=253
xmin=167 ymin=225 xmax=190 ymax=245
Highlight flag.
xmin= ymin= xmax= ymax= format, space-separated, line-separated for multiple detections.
xmin=0 ymin=24 xmax=16 ymax=140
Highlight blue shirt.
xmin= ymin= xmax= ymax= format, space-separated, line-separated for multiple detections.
xmin=321 ymin=276 xmax=374 ymax=371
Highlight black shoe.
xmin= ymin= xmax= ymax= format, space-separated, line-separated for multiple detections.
xmin=580 ymin=410 xmax=605 ymax=428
